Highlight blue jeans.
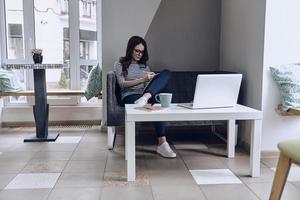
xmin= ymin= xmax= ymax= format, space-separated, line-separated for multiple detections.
xmin=122 ymin=69 xmax=171 ymax=138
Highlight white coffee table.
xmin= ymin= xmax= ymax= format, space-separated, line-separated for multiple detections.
xmin=125 ymin=104 xmax=263 ymax=181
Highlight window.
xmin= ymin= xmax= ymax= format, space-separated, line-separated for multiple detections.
xmin=5 ymin=0 xmax=25 ymax=59
xmin=79 ymin=0 xmax=98 ymax=103
xmin=80 ymin=0 xmax=92 ymax=18
xmin=80 ymin=41 xmax=89 ymax=59
xmin=7 ymin=24 xmax=24 ymax=59
xmin=63 ymin=40 xmax=70 ymax=61
xmin=60 ymin=0 xmax=68 ymax=14
xmin=79 ymin=1 xmax=97 ymax=61
xmin=0 ymin=0 xmax=101 ymax=106
xmin=34 ymin=0 xmax=71 ymax=91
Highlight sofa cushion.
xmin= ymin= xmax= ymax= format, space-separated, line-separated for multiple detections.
xmin=270 ymin=64 xmax=300 ymax=111
xmin=0 ymin=69 xmax=23 ymax=92
xmin=84 ymin=64 xmax=102 ymax=100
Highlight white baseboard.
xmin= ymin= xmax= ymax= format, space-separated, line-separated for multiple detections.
xmin=1 ymin=105 xmax=102 ymax=123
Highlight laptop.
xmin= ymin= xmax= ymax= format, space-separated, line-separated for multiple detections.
xmin=178 ymin=74 xmax=242 ymax=109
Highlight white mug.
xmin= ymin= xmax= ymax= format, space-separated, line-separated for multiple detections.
xmin=155 ymin=93 xmax=172 ymax=108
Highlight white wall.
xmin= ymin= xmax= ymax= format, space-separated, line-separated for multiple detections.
xmin=262 ymin=0 xmax=300 ymax=150
xmin=220 ymin=0 xmax=266 ymax=147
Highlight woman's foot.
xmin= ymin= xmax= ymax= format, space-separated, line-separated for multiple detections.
xmin=156 ymin=142 xmax=176 ymax=158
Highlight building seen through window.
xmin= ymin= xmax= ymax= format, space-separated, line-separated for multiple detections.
xmin=7 ymin=24 xmax=24 ymax=59
xmin=5 ymin=0 xmax=25 ymax=59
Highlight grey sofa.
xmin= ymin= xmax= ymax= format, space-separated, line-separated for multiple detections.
xmin=106 ymin=70 xmax=236 ymax=149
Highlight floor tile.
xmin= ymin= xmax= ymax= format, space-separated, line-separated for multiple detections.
xmin=39 ymin=143 xmax=77 ymax=152
xmin=220 ymin=156 xmax=267 ymax=176
xmin=190 ymin=169 xmax=242 ymax=185
xmin=71 ymin=149 xmax=107 ymax=161
xmin=47 ymin=188 xmax=101 ymax=200
xmin=58 ymin=127 xmax=86 ymax=133
xmin=0 ymin=137 xmax=23 ymax=144
xmin=80 ymin=135 xmax=107 ymax=144
xmin=152 ymin=184 xmax=207 ymax=200
xmin=1 ymin=126 xmax=294 ymax=199
xmin=0 ymin=162 xmax=28 ymax=173
xmin=22 ymin=160 xmax=67 ymax=173
xmin=7 ymin=143 xmax=43 ymax=152
xmin=58 ymin=131 xmax=85 ymax=136
xmin=0 ymin=152 xmax=36 ymax=162
xmin=145 ymin=156 xmax=186 ymax=171
xmin=5 ymin=173 xmax=60 ymax=189
xmin=184 ymin=156 xmax=228 ymax=170
xmin=291 ymin=181 xmax=300 ymax=189
xmin=76 ymin=142 xmax=108 ymax=151
xmin=261 ymin=157 xmax=279 ymax=168
xmin=271 ymin=165 xmax=300 ymax=182
xmin=55 ymin=173 xmax=103 ymax=188
xmin=105 ymin=157 xmax=126 ymax=173
xmin=149 ymin=169 xmax=196 ymax=186
xmin=101 ymin=185 xmax=153 ymax=200
xmin=63 ymin=161 xmax=105 ymax=174
xmin=246 ymin=181 xmax=300 ymax=200
xmin=0 ymin=144 xmax=14 ymax=152
xmin=0 ymin=189 xmax=51 ymax=200
xmin=207 ymin=144 xmax=248 ymax=157
xmin=103 ymin=171 xmax=150 ymax=187
xmin=30 ymin=151 xmax=73 ymax=161
xmin=55 ymin=136 xmax=82 ymax=144
xmin=177 ymin=144 xmax=232 ymax=158
xmin=173 ymin=142 xmax=208 ymax=150
xmin=200 ymin=184 xmax=260 ymax=200
xmin=239 ymin=167 xmax=275 ymax=183
xmin=0 ymin=174 xmax=17 ymax=189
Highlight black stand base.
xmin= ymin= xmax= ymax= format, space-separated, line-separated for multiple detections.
xmin=24 ymin=133 xmax=59 ymax=142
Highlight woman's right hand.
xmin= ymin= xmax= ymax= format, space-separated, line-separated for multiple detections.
xmin=144 ymin=72 xmax=156 ymax=82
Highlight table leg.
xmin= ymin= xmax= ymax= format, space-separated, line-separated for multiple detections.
xmin=24 ymin=69 xmax=59 ymax=142
xmin=125 ymin=122 xmax=128 ymax=161
xmin=227 ymin=120 xmax=236 ymax=158
xmin=126 ymin=121 xmax=135 ymax=181
xmin=250 ymin=119 xmax=262 ymax=177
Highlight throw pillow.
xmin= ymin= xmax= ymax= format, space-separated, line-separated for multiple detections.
xmin=270 ymin=64 xmax=300 ymax=111
xmin=84 ymin=64 xmax=102 ymax=100
xmin=0 ymin=69 xmax=23 ymax=92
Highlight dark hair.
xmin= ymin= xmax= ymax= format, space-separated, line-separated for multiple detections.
xmin=119 ymin=36 xmax=149 ymax=76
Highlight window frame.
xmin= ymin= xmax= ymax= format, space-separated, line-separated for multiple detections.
xmin=0 ymin=0 xmax=102 ymax=107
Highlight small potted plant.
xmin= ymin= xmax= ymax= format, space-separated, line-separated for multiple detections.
xmin=31 ymin=48 xmax=43 ymax=64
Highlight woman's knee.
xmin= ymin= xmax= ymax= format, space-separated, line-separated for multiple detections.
xmin=160 ymin=69 xmax=171 ymax=77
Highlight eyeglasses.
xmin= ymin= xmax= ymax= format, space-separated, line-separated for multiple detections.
xmin=134 ymin=49 xmax=144 ymax=55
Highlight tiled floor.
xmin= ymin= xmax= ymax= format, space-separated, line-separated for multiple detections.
xmin=0 ymin=126 xmax=300 ymax=200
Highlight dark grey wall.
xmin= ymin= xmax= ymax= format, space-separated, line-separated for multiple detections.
xmin=102 ymin=0 xmax=161 ymax=121
xmin=145 ymin=0 xmax=221 ymax=71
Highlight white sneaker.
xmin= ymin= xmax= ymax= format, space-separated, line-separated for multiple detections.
xmin=156 ymin=142 xmax=176 ymax=158
xmin=134 ymin=96 xmax=148 ymax=106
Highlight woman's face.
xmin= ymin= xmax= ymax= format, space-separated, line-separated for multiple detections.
xmin=131 ymin=43 xmax=144 ymax=63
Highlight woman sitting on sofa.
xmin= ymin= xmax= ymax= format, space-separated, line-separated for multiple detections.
xmin=114 ymin=35 xmax=176 ymax=158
